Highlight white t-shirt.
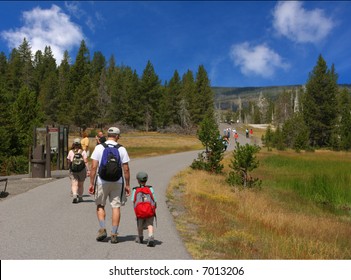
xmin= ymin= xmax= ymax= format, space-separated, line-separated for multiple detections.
xmin=91 ymin=140 xmax=130 ymax=184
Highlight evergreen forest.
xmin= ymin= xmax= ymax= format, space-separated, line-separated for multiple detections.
xmin=1 ymin=38 xmax=351 ymax=175
xmin=0 ymin=39 xmax=215 ymax=174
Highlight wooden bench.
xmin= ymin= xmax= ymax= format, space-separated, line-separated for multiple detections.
xmin=0 ymin=178 xmax=8 ymax=197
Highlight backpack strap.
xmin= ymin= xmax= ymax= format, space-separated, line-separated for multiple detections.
xmin=101 ymin=142 xmax=122 ymax=149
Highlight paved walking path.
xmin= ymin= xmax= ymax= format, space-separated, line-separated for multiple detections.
xmin=0 ymin=125 xmax=255 ymax=260
xmin=0 ymin=150 xmax=202 ymax=259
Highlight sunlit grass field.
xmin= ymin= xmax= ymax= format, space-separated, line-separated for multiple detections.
xmin=82 ymin=131 xmax=202 ymax=158
xmin=76 ymin=130 xmax=351 ymax=259
xmin=167 ymin=149 xmax=351 ymax=259
xmin=118 ymin=132 xmax=202 ymax=158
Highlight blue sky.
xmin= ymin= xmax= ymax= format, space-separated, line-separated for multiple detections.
xmin=0 ymin=1 xmax=350 ymax=87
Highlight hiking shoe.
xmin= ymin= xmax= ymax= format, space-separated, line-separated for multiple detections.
xmin=72 ymin=196 xmax=79 ymax=204
xmin=135 ymin=236 xmax=144 ymax=244
xmin=147 ymin=236 xmax=155 ymax=247
xmin=96 ymin=228 xmax=107 ymax=241
xmin=110 ymin=233 xmax=118 ymax=244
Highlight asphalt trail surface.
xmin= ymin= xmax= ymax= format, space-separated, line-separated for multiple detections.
xmin=0 ymin=124 xmax=254 ymax=260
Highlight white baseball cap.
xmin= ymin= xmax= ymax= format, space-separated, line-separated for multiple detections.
xmin=108 ymin=127 xmax=120 ymax=135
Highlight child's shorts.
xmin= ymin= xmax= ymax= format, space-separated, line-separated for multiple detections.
xmin=137 ymin=217 xmax=155 ymax=229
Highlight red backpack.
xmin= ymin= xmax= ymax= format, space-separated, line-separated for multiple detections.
xmin=133 ymin=186 xmax=156 ymax=219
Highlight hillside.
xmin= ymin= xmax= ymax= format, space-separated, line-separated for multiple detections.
xmin=213 ymin=84 xmax=351 ymax=110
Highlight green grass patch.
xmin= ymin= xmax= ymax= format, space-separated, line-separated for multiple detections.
xmin=259 ymin=151 xmax=351 ymax=212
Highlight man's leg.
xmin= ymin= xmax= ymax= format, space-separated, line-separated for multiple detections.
xmin=110 ymin=207 xmax=120 ymax=244
xmin=96 ymin=205 xmax=107 ymax=241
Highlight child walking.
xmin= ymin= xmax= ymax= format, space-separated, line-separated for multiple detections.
xmin=132 ymin=171 xmax=157 ymax=247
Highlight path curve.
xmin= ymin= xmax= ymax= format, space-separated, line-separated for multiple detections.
xmin=0 ymin=125 xmax=257 ymax=260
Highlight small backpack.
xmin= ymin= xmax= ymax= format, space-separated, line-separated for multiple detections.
xmin=133 ymin=186 xmax=156 ymax=219
xmin=71 ymin=149 xmax=85 ymax=172
xmin=98 ymin=143 xmax=122 ymax=181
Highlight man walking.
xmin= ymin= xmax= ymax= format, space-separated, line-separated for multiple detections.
xmin=89 ymin=127 xmax=131 ymax=244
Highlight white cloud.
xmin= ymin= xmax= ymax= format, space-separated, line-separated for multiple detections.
xmin=64 ymin=1 xmax=82 ymax=19
xmin=1 ymin=5 xmax=84 ymax=63
xmin=272 ymin=1 xmax=335 ymax=43
xmin=230 ymin=42 xmax=290 ymax=78
xmin=64 ymin=1 xmax=104 ymax=33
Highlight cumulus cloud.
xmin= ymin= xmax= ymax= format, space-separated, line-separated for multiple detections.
xmin=1 ymin=5 xmax=84 ymax=63
xmin=272 ymin=1 xmax=335 ymax=43
xmin=230 ymin=42 xmax=290 ymax=78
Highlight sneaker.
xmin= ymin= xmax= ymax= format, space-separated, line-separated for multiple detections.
xmin=72 ymin=196 xmax=79 ymax=204
xmin=78 ymin=196 xmax=83 ymax=202
xmin=110 ymin=233 xmax=118 ymax=244
xmin=135 ymin=236 xmax=144 ymax=244
xmin=147 ymin=236 xmax=155 ymax=247
xmin=96 ymin=228 xmax=107 ymax=241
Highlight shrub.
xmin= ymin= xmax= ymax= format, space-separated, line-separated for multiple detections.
xmin=226 ymin=142 xmax=261 ymax=188
xmin=191 ymin=116 xmax=224 ymax=174
xmin=0 ymin=155 xmax=28 ymax=175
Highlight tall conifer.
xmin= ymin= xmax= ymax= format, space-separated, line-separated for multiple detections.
xmin=303 ymin=55 xmax=338 ymax=147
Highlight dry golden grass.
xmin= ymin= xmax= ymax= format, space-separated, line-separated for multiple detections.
xmin=118 ymin=132 xmax=202 ymax=158
xmin=70 ymin=132 xmax=202 ymax=159
xmin=167 ymin=164 xmax=351 ymax=259
xmin=71 ymin=131 xmax=351 ymax=259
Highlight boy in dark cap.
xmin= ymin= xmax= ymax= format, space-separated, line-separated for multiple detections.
xmin=132 ymin=171 xmax=157 ymax=247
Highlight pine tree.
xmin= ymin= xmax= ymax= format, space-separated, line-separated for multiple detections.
xmin=337 ymin=88 xmax=351 ymax=150
xmin=303 ymin=54 xmax=338 ymax=147
xmin=12 ymin=85 xmax=44 ymax=155
xmin=6 ymin=48 xmax=23 ymax=101
xmin=90 ymin=51 xmax=107 ymax=126
xmin=191 ymin=115 xmax=224 ymax=174
xmin=194 ymin=65 xmax=215 ymax=124
xmin=122 ymin=68 xmax=140 ymax=128
xmin=35 ymin=47 xmax=59 ymax=124
xmin=0 ymin=53 xmax=11 ymax=156
xmin=162 ymin=70 xmax=182 ymax=127
xmin=96 ymin=69 xmax=110 ymax=128
xmin=91 ymin=51 xmax=106 ymax=88
xmin=70 ymin=40 xmax=99 ymax=130
xmin=17 ymin=38 xmax=34 ymax=91
xmin=181 ymin=70 xmax=196 ymax=127
xmin=57 ymin=51 xmax=73 ymax=125
xmin=139 ymin=60 xmax=161 ymax=131
xmin=70 ymin=40 xmax=90 ymax=86
xmin=72 ymin=74 xmax=98 ymax=129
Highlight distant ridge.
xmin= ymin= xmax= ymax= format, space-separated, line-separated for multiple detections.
xmin=212 ymin=84 xmax=351 ymax=110
xmin=213 ymin=84 xmax=351 ymax=99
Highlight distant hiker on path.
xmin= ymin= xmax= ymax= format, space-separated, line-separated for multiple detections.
xmin=95 ymin=131 xmax=106 ymax=146
xmin=81 ymin=132 xmax=90 ymax=157
xmin=67 ymin=138 xmax=89 ymax=203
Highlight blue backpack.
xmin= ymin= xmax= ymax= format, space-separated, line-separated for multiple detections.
xmin=98 ymin=143 xmax=122 ymax=181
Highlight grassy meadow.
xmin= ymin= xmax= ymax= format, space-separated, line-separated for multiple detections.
xmin=167 ymin=149 xmax=351 ymax=259
xmin=75 ymin=129 xmax=351 ymax=259
xmin=118 ymin=132 xmax=202 ymax=158
xmin=77 ymin=131 xmax=202 ymax=159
